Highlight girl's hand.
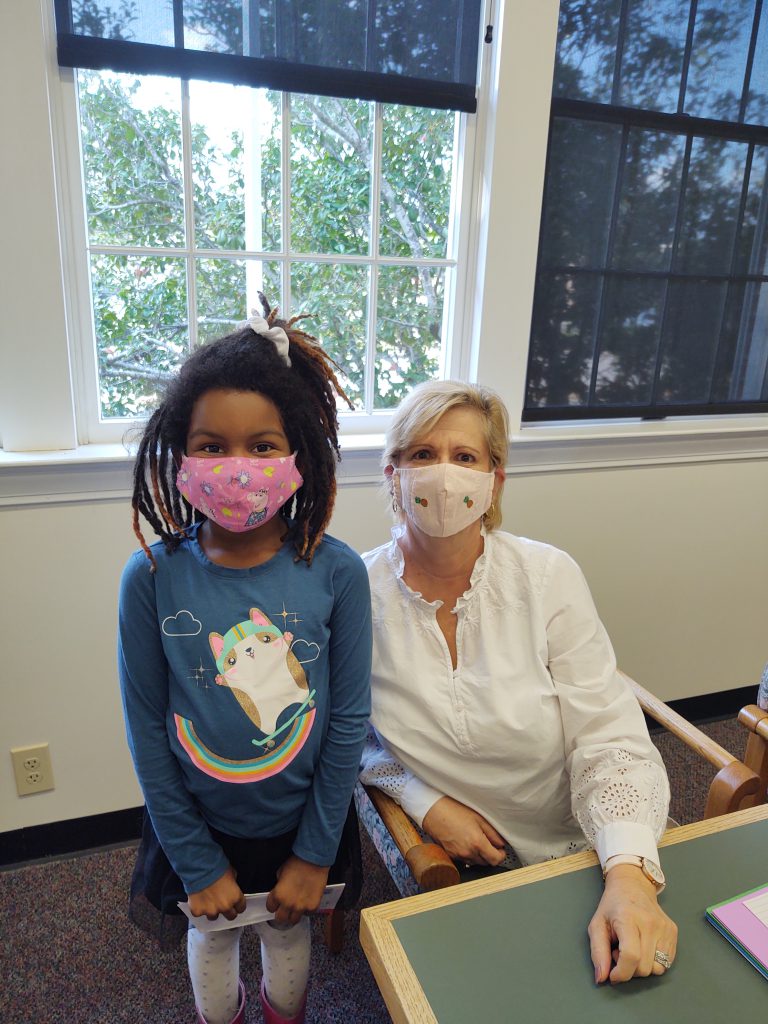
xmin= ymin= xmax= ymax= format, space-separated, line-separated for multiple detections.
xmin=589 ymin=864 xmax=678 ymax=984
xmin=188 ymin=865 xmax=246 ymax=921
xmin=422 ymin=795 xmax=507 ymax=866
xmin=266 ymin=855 xmax=330 ymax=926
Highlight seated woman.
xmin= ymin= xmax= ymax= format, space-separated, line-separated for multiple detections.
xmin=359 ymin=380 xmax=677 ymax=985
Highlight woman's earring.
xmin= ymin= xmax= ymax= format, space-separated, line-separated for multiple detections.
xmin=392 ymin=497 xmax=400 ymax=513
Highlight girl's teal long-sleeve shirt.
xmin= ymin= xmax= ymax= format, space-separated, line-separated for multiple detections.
xmin=118 ymin=523 xmax=372 ymax=895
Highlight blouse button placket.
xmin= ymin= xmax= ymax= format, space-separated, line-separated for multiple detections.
xmin=450 ymin=607 xmax=473 ymax=754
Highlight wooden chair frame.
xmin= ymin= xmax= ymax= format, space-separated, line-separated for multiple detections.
xmin=622 ymin=674 xmax=761 ymax=817
xmin=738 ymin=704 xmax=768 ymax=809
xmin=359 ymin=672 xmax=763 ymax=900
xmin=319 ymin=676 xmax=764 ymax=952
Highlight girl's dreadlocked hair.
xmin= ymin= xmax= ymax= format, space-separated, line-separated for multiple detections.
xmin=131 ymin=293 xmax=353 ymax=571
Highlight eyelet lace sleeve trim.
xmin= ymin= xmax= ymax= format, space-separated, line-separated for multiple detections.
xmin=359 ymin=725 xmax=412 ymax=804
xmin=572 ymin=748 xmax=670 ymax=845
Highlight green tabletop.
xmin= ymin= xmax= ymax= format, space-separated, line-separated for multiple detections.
xmin=392 ymin=819 xmax=768 ymax=1023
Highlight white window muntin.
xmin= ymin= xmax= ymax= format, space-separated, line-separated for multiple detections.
xmin=58 ymin=72 xmax=475 ymax=443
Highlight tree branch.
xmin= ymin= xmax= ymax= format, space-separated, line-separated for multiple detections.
xmin=301 ymin=96 xmax=439 ymax=313
xmin=102 ymin=359 xmax=176 ymax=381
xmin=89 ymin=198 xmax=179 ymax=217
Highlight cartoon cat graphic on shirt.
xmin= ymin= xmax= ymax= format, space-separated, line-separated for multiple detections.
xmin=209 ymin=608 xmax=309 ymax=741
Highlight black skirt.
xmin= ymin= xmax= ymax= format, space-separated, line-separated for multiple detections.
xmin=128 ymin=801 xmax=363 ymax=949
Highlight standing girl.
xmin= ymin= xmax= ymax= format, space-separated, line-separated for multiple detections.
xmin=118 ymin=296 xmax=372 ymax=1024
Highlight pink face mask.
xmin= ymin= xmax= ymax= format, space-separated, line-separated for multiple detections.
xmin=176 ymin=454 xmax=303 ymax=532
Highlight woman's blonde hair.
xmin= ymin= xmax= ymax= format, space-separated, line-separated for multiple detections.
xmin=383 ymin=379 xmax=509 ymax=530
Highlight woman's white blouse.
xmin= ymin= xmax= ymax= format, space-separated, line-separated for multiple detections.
xmin=359 ymin=528 xmax=670 ymax=869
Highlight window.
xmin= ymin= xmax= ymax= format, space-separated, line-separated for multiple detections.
xmin=526 ymin=0 xmax=768 ymax=421
xmin=75 ymin=71 xmax=464 ymax=425
xmin=52 ymin=1 xmax=484 ymax=438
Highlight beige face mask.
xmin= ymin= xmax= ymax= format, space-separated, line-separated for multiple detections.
xmin=394 ymin=462 xmax=495 ymax=537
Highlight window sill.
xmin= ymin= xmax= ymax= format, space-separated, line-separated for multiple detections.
xmin=511 ymin=415 xmax=768 ymax=473
xmin=0 ymin=444 xmax=136 ymax=507
xmin=1 ymin=417 xmax=767 ymax=507
xmin=0 ymin=436 xmax=389 ymax=507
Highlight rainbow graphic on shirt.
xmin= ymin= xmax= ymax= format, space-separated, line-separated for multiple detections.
xmin=174 ymin=707 xmax=316 ymax=783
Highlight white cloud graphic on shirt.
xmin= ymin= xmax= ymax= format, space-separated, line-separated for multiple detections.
xmin=162 ymin=610 xmax=202 ymax=637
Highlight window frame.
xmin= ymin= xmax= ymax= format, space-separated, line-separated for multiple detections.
xmin=55 ymin=65 xmax=480 ymax=444
xmin=524 ymin=0 xmax=768 ymax=422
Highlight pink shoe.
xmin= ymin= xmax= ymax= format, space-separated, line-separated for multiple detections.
xmin=196 ymin=980 xmax=246 ymax=1024
xmin=260 ymin=979 xmax=307 ymax=1024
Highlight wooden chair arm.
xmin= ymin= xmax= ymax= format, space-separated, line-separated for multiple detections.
xmin=623 ymin=672 xmax=736 ymax=772
xmin=363 ymin=785 xmax=460 ymax=890
xmin=622 ymin=673 xmax=762 ymax=815
xmin=738 ymin=705 xmax=768 ymax=809
xmin=703 ymin=761 xmax=763 ymax=817
xmin=738 ymin=704 xmax=768 ymax=739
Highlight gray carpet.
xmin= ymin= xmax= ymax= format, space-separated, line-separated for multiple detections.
xmin=651 ymin=717 xmax=748 ymax=825
xmin=0 ymin=718 xmax=748 ymax=1024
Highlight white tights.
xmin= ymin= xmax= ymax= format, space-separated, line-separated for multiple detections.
xmin=187 ymin=917 xmax=311 ymax=1024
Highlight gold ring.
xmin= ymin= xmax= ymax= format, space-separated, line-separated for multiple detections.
xmin=654 ymin=949 xmax=672 ymax=970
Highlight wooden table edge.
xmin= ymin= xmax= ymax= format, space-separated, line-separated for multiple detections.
xmin=360 ymin=803 xmax=768 ymax=1024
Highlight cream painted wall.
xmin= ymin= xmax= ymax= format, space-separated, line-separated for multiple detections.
xmin=1 ymin=500 xmax=141 ymax=832
xmin=2 ymin=459 xmax=766 ymax=833
xmin=505 ymin=460 xmax=768 ymax=700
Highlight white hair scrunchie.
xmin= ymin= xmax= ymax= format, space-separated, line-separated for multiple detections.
xmin=238 ymin=311 xmax=292 ymax=367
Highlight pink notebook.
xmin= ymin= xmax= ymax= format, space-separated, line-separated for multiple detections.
xmin=706 ymin=883 xmax=768 ymax=980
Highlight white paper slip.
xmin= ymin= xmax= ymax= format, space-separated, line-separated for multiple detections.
xmin=744 ymin=890 xmax=768 ymax=927
xmin=178 ymin=882 xmax=345 ymax=933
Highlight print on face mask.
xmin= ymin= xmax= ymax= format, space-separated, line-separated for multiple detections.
xmin=176 ymin=455 xmax=303 ymax=532
xmin=395 ymin=462 xmax=495 ymax=537
xmin=245 ymin=487 xmax=270 ymax=526
xmin=174 ymin=608 xmax=317 ymax=784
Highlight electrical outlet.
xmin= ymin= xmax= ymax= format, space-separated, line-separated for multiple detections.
xmin=11 ymin=744 xmax=55 ymax=796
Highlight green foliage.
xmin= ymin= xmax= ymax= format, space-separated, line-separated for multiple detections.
xmin=80 ymin=75 xmax=184 ymax=248
xmin=79 ymin=70 xmax=455 ymax=417
xmin=290 ymin=96 xmax=371 ymax=255
xmin=375 ymin=265 xmax=443 ymax=408
xmin=380 ymin=106 xmax=454 ymax=260
xmin=285 ymin=95 xmax=453 ymax=407
xmin=291 ymin=262 xmax=369 ymax=407
xmin=90 ymin=253 xmax=187 ymax=418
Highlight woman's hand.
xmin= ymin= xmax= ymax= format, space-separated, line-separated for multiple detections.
xmin=266 ymin=855 xmax=330 ymax=927
xmin=422 ymin=795 xmax=507 ymax=866
xmin=188 ymin=865 xmax=246 ymax=921
xmin=589 ymin=864 xmax=678 ymax=984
